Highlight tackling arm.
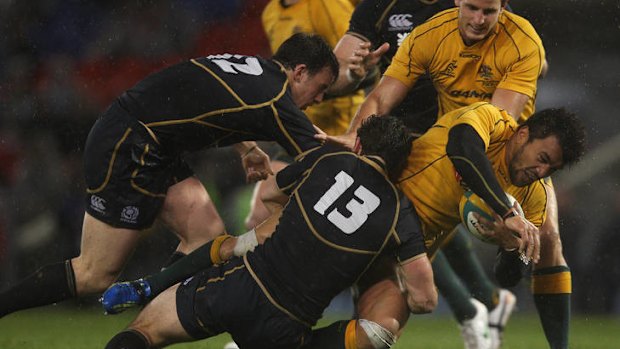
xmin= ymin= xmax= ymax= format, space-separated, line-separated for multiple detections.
xmin=491 ymin=88 xmax=530 ymax=122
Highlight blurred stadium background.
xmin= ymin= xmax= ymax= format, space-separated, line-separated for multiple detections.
xmin=0 ymin=0 xmax=619 ymax=347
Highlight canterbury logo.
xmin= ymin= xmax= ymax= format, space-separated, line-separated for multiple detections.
xmin=389 ymin=14 xmax=413 ymax=29
xmin=90 ymin=195 xmax=106 ymax=212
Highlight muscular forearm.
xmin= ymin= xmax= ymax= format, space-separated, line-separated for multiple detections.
xmin=347 ymin=76 xmax=409 ymax=134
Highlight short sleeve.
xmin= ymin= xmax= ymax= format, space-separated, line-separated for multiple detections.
xmin=393 ymin=194 xmax=427 ymax=263
xmin=383 ymin=28 xmax=427 ymax=88
xmin=451 ymin=103 xmax=515 ymax=150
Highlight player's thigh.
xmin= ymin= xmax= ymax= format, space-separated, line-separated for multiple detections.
xmin=72 ymin=212 xmax=142 ymax=294
xmin=356 ymin=258 xmax=409 ymax=336
xmin=159 ymin=176 xmax=225 ymax=249
xmin=131 ymin=284 xmax=194 ymax=347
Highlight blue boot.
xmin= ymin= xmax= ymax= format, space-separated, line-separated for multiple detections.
xmin=100 ymin=279 xmax=152 ymax=314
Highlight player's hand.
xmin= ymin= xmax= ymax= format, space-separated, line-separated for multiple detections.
xmin=240 ymin=146 xmax=273 ymax=183
xmin=476 ymin=207 xmax=540 ymax=264
xmin=348 ymin=42 xmax=390 ymax=80
xmin=315 ymin=132 xmax=356 ymax=150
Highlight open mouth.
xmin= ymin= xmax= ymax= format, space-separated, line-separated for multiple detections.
xmin=470 ymin=26 xmax=486 ymax=35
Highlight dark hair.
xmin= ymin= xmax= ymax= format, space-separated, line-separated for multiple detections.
xmin=272 ymin=33 xmax=339 ymax=80
xmin=520 ymin=108 xmax=587 ymax=167
xmin=357 ymin=115 xmax=413 ymax=181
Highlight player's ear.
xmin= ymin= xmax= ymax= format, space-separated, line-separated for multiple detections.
xmin=353 ymin=136 xmax=362 ymax=154
xmin=292 ymin=64 xmax=308 ymax=82
xmin=516 ymin=125 xmax=530 ymax=144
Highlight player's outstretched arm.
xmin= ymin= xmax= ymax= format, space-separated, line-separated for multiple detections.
xmin=328 ymin=33 xmax=389 ymax=96
xmin=347 ymin=76 xmax=409 ymax=134
xmin=317 ymin=76 xmax=409 ymax=149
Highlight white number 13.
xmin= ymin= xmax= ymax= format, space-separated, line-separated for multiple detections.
xmin=313 ymin=171 xmax=380 ymax=234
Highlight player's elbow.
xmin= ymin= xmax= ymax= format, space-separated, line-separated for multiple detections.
xmin=407 ymin=287 xmax=438 ymax=314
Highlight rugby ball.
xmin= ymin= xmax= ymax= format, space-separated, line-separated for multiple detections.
xmin=458 ymin=190 xmax=523 ymax=243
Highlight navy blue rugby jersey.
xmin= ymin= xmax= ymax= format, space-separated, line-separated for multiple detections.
xmin=113 ymin=54 xmax=320 ymax=156
xmin=244 ymin=144 xmax=426 ymax=326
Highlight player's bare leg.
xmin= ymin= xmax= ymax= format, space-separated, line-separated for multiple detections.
xmin=531 ymin=183 xmax=571 ymax=349
xmin=0 ymin=212 xmax=141 ymax=317
xmin=159 ymin=176 xmax=226 ymax=264
xmin=71 ymin=213 xmax=142 ymax=295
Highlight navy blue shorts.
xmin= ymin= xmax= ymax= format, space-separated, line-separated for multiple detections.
xmin=83 ymin=105 xmax=193 ymax=229
xmin=176 ymin=257 xmax=311 ymax=349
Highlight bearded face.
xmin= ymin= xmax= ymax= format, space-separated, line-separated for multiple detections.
xmin=508 ymin=135 xmax=564 ymax=187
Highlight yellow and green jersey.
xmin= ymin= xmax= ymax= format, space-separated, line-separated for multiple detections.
xmin=398 ymin=102 xmax=547 ymax=254
xmin=385 ymin=8 xmax=545 ymax=122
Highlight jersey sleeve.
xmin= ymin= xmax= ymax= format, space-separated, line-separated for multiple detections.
xmin=496 ymin=20 xmax=545 ymax=99
xmin=393 ymin=194 xmax=427 ymax=263
xmin=347 ymin=0 xmax=385 ymax=44
xmin=383 ymin=27 xmax=429 ymax=88
xmin=310 ymin=0 xmax=354 ymax=47
xmin=451 ymin=103 xmax=515 ymax=150
xmin=273 ymin=96 xmax=323 ymax=157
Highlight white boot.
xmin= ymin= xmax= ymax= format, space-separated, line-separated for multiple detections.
xmin=488 ymin=289 xmax=517 ymax=349
xmin=459 ymin=298 xmax=491 ymax=349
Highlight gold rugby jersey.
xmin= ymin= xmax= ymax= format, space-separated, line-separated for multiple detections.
xmin=262 ymin=0 xmax=364 ymax=134
xmin=398 ymin=102 xmax=548 ymax=253
xmin=385 ymin=8 xmax=545 ymax=122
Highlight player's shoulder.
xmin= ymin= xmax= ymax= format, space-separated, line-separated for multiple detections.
xmin=192 ymin=54 xmax=288 ymax=101
xmin=449 ymin=102 xmax=515 ymax=131
xmin=499 ymin=11 xmax=542 ymax=44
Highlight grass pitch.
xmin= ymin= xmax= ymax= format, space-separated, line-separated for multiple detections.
xmin=0 ymin=304 xmax=618 ymax=348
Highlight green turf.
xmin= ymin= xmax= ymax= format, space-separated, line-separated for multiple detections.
xmin=1 ymin=305 xmax=618 ymax=348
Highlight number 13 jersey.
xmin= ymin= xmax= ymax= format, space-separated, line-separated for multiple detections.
xmin=245 ymin=144 xmax=426 ymax=326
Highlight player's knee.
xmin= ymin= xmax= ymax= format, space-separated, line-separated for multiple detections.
xmin=538 ymin=226 xmax=565 ymax=267
xmin=358 ymin=319 xmax=397 ymax=349
xmin=72 ymin=257 xmax=121 ymax=293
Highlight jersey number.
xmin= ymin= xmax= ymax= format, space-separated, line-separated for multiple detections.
xmin=313 ymin=171 xmax=380 ymax=234
xmin=208 ymin=54 xmax=263 ymax=76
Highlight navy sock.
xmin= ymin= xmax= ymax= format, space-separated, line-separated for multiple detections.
xmin=105 ymin=330 xmax=149 ymax=349
xmin=0 ymin=260 xmax=76 ymax=317
xmin=433 ymin=251 xmax=477 ymax=322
